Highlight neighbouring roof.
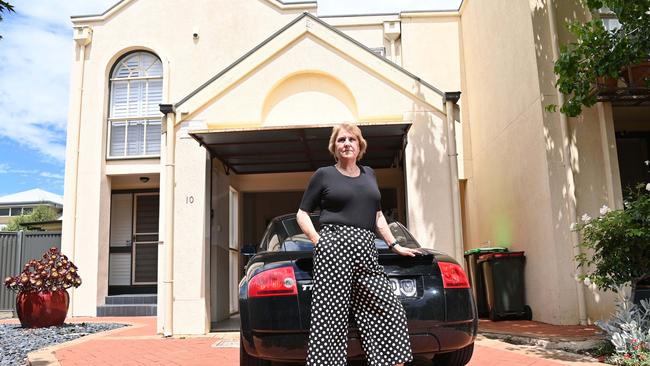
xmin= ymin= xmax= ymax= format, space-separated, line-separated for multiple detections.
xmin=0 ymin=189 xmax=64 ymax=207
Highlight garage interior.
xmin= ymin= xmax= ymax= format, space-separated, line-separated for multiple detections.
xmin=189 ymin=123 xmax=411 ymax=331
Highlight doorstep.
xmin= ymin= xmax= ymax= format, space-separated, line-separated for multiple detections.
xmin=478 ymin=319 xmax=605 ymax=353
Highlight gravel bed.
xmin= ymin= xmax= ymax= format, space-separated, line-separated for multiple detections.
xmin=0 ymin=322 xmax=127 ymax=366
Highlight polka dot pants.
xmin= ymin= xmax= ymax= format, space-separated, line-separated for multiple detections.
xmin=306 ymin=224 xmax=413 ymax=366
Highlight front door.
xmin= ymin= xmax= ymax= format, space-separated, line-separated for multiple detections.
xmin=132 ymin=193 xmax=159 ymax=285
xmin=108 ymin=191 xmax=159 ymax=293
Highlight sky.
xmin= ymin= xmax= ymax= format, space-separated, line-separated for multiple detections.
xmin=0 ymin=0 xmax=461 ymax=197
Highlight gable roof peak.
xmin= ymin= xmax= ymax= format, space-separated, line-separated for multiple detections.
xmin=175 ymin=10 xmax=445 ymax=113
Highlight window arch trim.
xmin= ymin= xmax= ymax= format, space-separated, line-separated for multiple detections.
xmin=107 ymin=50 xmax=163 ymax=159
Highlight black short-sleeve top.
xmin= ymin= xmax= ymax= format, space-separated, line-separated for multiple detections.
xmin=299 ymin=165 xmax=381 ymax=231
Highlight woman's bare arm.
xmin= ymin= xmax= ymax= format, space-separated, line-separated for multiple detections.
xmin=297 ymin=209 xmax=320 ymax=245
xmin=376 ymin=211 xmax=417 ymax=257
xmin=375 ymin=210 xmax=397 ymax=244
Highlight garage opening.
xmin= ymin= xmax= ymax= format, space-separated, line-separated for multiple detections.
xmin=190 ymin=123 xmax=411 ymax=331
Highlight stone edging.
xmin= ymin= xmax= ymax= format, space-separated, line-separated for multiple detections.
xmin=479 ymin=331 xmax=606 ymax=353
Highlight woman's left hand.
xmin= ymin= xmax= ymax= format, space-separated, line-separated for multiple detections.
xmin=390 ymin=244 xmax=420 ymax=257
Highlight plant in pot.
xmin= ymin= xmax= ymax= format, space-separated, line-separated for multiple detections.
xmin=574 ymin=181 xmax=650 ymax=365
xmin=548 ymin=0 xmax=650 ymax=117
xmin=4 ymin=247 xmax=82 ymax=328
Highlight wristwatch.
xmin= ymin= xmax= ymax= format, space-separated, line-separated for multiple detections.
xmin=388 ymin=240 xmax=399 ymax=249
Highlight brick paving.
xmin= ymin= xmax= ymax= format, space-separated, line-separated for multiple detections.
xmin=1 ymin=316 xmax=606 ymax=365
xmin=478 ymin=319 xmax=603 ymax=341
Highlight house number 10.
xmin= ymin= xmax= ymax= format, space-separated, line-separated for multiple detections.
xmin=185 ymin=196 xmax=194 ymax=204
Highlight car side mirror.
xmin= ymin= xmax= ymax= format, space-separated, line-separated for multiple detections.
xmin=241 ymin=244 xmax=257 ymax=256
xmin=241 ymin=244 xmax=257 ymax=269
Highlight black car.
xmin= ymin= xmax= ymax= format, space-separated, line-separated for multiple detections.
xmin=239 ymin=214 xmax=478 ymax=365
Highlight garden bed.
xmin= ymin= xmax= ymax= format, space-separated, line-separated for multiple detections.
xmin=0 ymin=322 xmax=126 ymax=365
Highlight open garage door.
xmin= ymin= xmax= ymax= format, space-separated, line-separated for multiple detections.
xmin=189 ymin=123 xmax=411 ymax=174
xmin=195 ymin=123 xmax=411 ymax=331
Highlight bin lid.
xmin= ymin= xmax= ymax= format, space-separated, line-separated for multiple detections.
xmin=478 ymin=251 xmax=525 ymax=262
xmin=464 ymin=247 xmax=508 ymax=255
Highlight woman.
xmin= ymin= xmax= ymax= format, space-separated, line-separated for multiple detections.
xmin=296 ymin=122 xmax=420 ymax=366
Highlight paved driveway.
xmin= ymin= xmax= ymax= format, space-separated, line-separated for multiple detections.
xmin=20 ymin=317 xmax=603 ymax=366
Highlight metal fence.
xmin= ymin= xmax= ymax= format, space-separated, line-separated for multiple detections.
xmin=0 ymin=231 xmax=61 ymax=312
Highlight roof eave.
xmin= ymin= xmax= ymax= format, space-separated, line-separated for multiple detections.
xmin=71 ymin=0 xmax=317 ymax=23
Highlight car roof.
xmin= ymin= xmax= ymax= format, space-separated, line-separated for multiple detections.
xmin=271 ymin=212 xmax=319 ymax=222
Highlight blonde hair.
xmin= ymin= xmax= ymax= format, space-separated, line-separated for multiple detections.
xmin=328 ymin=122 xmax=367 ymax=161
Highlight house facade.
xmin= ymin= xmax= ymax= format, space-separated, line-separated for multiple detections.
xmin=62 ymin=0 xmax=648 ymax=335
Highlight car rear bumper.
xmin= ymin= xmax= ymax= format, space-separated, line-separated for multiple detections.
xmin=242 ymin=319 xmax=477 ymax=362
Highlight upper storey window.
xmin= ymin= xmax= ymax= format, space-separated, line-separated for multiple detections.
xmin=108 ymin=52 xmax=163 ymax=158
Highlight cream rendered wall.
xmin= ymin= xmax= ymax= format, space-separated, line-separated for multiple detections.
xmin=404 ymin=111 xmax=455 ymax=254
xmin=569 ymin=105 xmax=621 ymax=322
xmin=535 ymin=1 xmax=622 ymax=322
xmin=400 ymin=16 xmax=461 ymax=93
xmin=74 ymin=0 xmax=310 ymax=103
xmin=62 ymin=32 xmax=115 ymax=315
xmin=192 ymin=35 xmax=439 ymax=125
xmin=461 ymin=0 xmax=623 ymax=323
xmin=400 ymin=15 xmax=464 ymax=181
xmin=335 ymin=24 xmax=388 ymax=51
xmin=63 ymin=0 xmax=313 ymax=318
xmin=460 ymin=0 xmax=580 ymax=324
xmin=324 ymin=15 xmax=403 ymax=64
xmin=172 ymin=130 xmax=211 ymax=334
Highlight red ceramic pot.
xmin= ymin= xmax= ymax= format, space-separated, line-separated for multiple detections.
xmin=16 ymin=290 xmax=69 ymax=328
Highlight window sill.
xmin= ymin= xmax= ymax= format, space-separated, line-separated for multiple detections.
xmin=106 ymin=155 xmax=160 ymax=161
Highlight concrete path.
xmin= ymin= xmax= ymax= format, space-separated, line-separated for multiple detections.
xmin=5 ymin=317 xmax=606 ymax=366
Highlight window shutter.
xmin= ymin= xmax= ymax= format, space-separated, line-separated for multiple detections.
xmin=128 ymin=80 xmax=145 ymax=117
xmin=110 ymin=122 xmax=126 ymax=156
xmin=126 ymin=121 xmax=145 ymax=156
xmin=110 ymin=193 xmax=133 ymax=247
xmin=146 ymin=79 xmax=163 ymax=116
xmin=145 ymin=121 xmax=161 ymax=155
xmin=109 ymin=51 xmax=163 ymax=158
xmin=109 ymin=253 xmax=131 ymax=286
xmin=111 ymin=81 xmax=128 ymax=119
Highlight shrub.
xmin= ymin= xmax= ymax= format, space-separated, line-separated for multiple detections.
xmin=4 ymin=247 xmax=82 ymax=293
xmin=597 ymin=290 xmax=650 ymax=365
xmin=574 ymin=182 xmax=650 ymax=292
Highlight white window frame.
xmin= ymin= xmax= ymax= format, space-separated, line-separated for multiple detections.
xmin=107 ymin=51 xmax=163 ymax=159
xmin=229 ymin=187 xmax=240 ymax=314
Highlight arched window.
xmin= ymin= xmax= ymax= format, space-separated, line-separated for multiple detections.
xmin=108 ymin=52 xmax=163 ymax=157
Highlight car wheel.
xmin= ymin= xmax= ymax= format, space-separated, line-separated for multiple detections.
xmin=240 ymin=338 xmax=271 ymax=366
xmin=434 ymin=343 xmax=474 ymax=366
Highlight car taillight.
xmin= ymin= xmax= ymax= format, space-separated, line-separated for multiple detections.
xmin=248 ymin=267 xmax=298 ymax=298
xmin=438 ymin=262 xmax=470 ymax=289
